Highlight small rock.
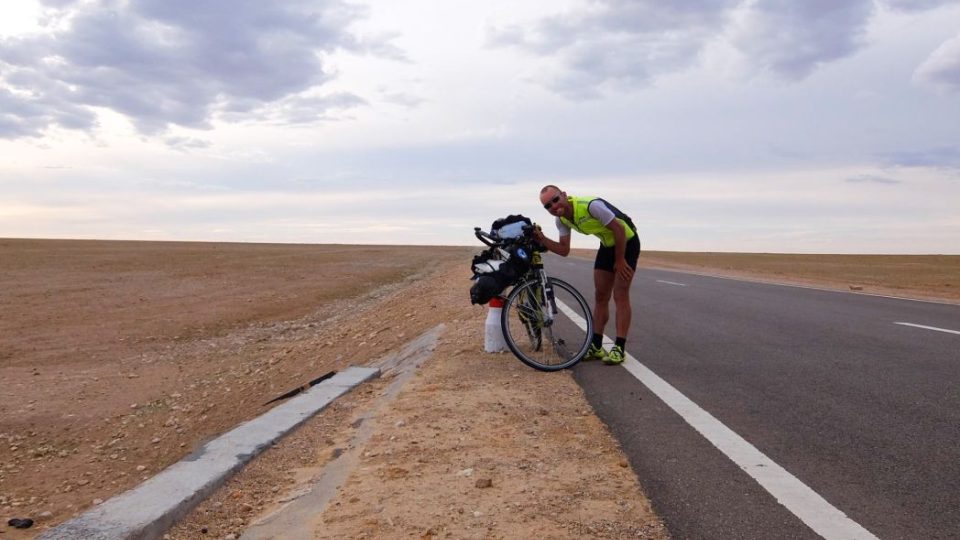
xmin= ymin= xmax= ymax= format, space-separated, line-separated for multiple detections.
xmin=619 ymin=460 xmax=629 ymax=468
xmin=849 ymin=285 xmax=863 ymax=291
xmin=8 ymin=518 xmax=34 ymax=529
xmin=475 ymin=478 xmax=493 ymax=489
xmin=38 ymin=511 xmax=54 ymax=520
xmin=136 ymin=465 xmax=147 ymax=472
xmin=456 ymin=468 xmax=474 ymax=477
xmin=93 ymin=498 xmax=103 ymax=505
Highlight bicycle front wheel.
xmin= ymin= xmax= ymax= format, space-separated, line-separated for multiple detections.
xmin=501 ymin=277 xmax=593 ymax=371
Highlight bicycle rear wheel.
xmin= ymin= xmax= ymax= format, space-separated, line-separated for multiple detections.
xmin=501 ymin=277 xmax=593 ymax=371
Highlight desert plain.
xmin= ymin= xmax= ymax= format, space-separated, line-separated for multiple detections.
xmin=1 ymin=238 xmax=957 ymax=538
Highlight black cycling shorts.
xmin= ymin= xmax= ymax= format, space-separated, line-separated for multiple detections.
xmin=594 ymin=235 xmax=640 ymax=272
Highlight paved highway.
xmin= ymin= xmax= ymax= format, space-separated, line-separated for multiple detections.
xmin=545 ymin=254 xmax=960 ymax=540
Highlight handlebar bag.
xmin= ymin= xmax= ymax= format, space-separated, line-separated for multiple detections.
xmin=490 ymin=214 xmax=532 ymax=240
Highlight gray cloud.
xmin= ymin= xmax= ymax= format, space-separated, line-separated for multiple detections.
xmin=881 ymin=0 xmax=957 ymax=12
xmin=0 ymin=0 xmax=399 ymax=139
xmin=491 ymin=0 xmax=955 ymax=97
xmin=913 ymin=33 xmax=960 ymax=94
xmin=845 ymin=174 xmax=900 ymax=185
xmin=489 ymin=0 xmax=738 ymax=98
xmin=729 ymin=0 xmax=874 ymax=80
xmin=881 ymin=146 xmax=960 ymax=170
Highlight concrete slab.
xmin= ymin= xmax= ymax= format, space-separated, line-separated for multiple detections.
xmin=38 ymin=366 xmax=380 ymax=540
xmin=240 ymin=324 xmax=443 ymax=540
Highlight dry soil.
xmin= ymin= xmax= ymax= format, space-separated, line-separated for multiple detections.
xmin=1 ymin=239 xmax=667 ymax=539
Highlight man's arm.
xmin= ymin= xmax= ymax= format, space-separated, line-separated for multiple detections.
xmin=533 ymin=229 xmax=571 ymax=257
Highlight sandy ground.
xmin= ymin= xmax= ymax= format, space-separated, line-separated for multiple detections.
xmin=630 ymin=251 xmax=960 ymax=304
xmin=0 ymin=239 xmax=666 ymax=539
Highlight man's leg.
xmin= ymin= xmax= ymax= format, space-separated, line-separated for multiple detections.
xmin=606 ymin=236 xmax=640 ymax=364
xmin=613 ymin=273 xmax=633 ymax=339
xmin=602 ymin=276 xmax=633 ymax=365
xmin=593 ymin=268 xmax=614 ymax=335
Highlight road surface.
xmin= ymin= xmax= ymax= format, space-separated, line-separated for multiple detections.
xmin=546 ymin=254 xmax=960 ymax=540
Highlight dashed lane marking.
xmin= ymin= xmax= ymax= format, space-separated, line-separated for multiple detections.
xmin=894 ymin=322 xmax=960 ymax=335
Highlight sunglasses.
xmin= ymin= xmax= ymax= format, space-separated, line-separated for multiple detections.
xmin=543 ymin=195 xmax=561 ymax=210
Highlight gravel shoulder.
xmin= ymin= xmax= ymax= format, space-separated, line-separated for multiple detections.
xmin=167 ymin=262 xmax=667 ymax=539
xmin=1 ymin=240 xmax=666 ymax=539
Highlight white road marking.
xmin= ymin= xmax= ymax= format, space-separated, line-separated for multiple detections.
xmin=656 ymin=279 xmax=687 ymax=287
xmin=555 ymin=298 xmax=588 ymax=327
xmin=894 ymin=322 xmax=960 ymax=335
xmin=555 ymin=299 xmax=879 ymax=540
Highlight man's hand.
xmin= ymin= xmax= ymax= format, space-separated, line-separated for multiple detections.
xmin=614 ymin=258 xmax=634 ymax=281
xmin=532 ymin=227 xmax=546 ymax=244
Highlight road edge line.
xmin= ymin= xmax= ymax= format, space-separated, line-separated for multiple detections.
xmin=555 ymin=298 xmax=879 ymax=540
xmin=619 ymin=357 xmax=877 ymax=540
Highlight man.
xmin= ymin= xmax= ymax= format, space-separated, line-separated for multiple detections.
xmin=532 ymin=185 xmax=639 ymax=365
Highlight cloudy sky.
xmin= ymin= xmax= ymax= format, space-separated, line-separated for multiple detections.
xmin=1 ymin=0 xmax=958 ymax=253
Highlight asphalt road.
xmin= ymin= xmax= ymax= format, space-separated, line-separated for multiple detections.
xmin=544 ymin=254 xmax=960 ymax=540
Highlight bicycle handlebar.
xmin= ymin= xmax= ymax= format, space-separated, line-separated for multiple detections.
xmin=474 ymin=227 xmax=498 ymax=247
xmin=474 ymin=224 xmax=539 ymax=248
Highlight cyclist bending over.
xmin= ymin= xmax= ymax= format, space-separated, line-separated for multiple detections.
xmin=532 ymin=185 xmax=640 ymax=365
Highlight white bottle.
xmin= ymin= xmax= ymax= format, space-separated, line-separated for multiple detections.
xmin=484 ymin=297 xmax=508 ymax=353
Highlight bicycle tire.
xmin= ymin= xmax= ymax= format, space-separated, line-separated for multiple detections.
xmin=501 ymin=277 xmax=593 ymax=371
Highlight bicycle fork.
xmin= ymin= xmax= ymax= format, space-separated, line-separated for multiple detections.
xmin=538 ymin=269 xmax=559 ymax=326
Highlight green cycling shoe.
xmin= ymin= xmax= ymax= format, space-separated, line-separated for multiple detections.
xmin=584 ymin=343 xmax=607 ymax=361
xmin=602 ymin=345 xmax=625 ymax=365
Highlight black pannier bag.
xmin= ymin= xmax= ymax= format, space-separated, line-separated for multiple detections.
xmin=469 ymin=248 xmax=515 ymax=305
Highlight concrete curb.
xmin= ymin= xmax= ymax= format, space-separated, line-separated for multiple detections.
xmin=38 ymin=366 xmax=380 ymax=540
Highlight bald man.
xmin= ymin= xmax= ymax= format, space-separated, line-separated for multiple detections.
xmin=532 ymin=185 xmax=640 ymax=364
